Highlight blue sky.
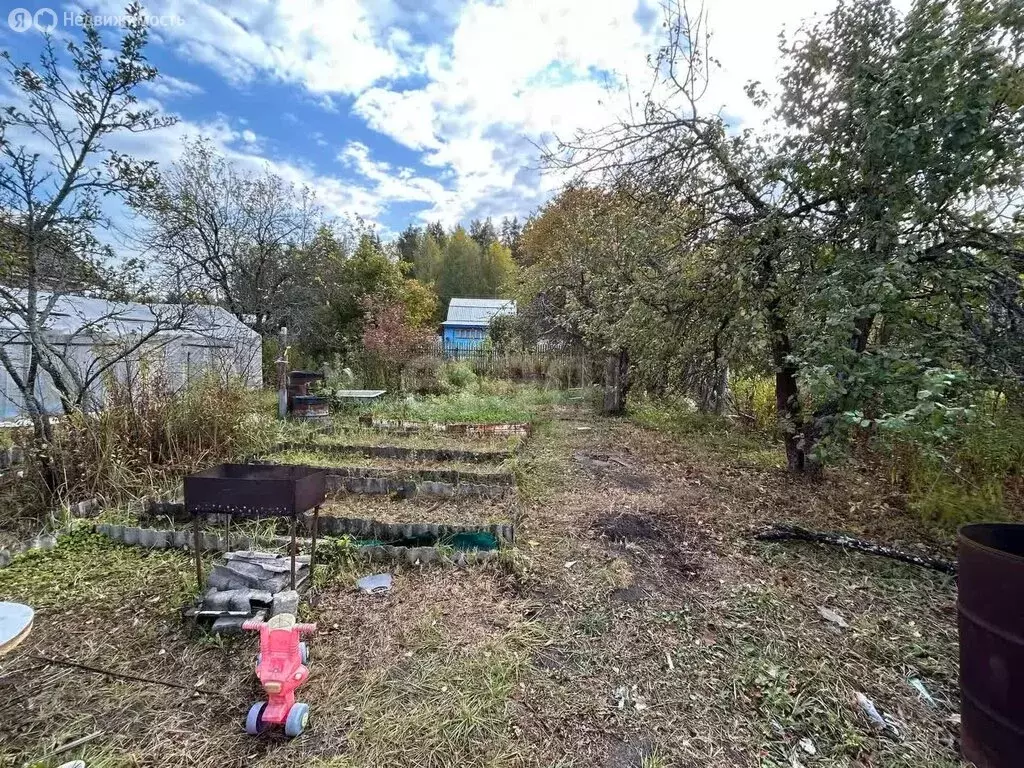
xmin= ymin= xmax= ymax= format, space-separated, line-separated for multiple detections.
xmin=0 ymin=0 xmax=836 ymax=239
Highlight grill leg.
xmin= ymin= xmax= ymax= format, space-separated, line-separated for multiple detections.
xmin=290 ymin=515 xmax=297 ymax=591
xmin=309 ymin=506 xmax=320 ymax=597
xmin=193 ymin=516 xmax=203 ymax=590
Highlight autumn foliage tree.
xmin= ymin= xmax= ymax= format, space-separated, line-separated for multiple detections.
xmin=361 ymin=298 xmax=434 ymax=390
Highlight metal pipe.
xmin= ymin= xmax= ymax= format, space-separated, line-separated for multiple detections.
xmin=192 ymin=515 xmax=203 ymax=590
xmin=289 ymin=515 xmax=297 ymax=590
xmin=308 ymin=505 xmax=320 ymax=595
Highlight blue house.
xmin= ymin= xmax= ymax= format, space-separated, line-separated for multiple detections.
xmin=440 ymin=298 xmax=516 ymax=355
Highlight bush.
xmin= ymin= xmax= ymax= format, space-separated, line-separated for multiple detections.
xmin=886 ymin=406 xmax=1024 ymax=526
xmin=442 ymin=361 xmax=478 ymax=391
xmin=730 ymin=375 xmax=776 ymax=432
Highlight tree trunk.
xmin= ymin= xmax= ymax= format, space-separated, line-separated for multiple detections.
xmin=769 ymin=306 xmax=820 ymax=474
xmin=603 ymin=348 xmax=629 ymax=415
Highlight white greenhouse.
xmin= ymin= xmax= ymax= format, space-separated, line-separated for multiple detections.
xmin=0 ymin=290 xmax=262 ymax=420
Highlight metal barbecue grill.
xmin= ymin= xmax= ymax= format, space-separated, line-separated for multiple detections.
xmin=184 ymin=463 xmax=327 ymax=591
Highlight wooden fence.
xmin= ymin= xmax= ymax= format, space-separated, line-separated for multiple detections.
xmin=422 ymin=348 xmax=599 ymax=389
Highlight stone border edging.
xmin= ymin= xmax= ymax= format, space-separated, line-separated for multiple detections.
xmin=0 ymin=531 xmax=58 ymax=568
xmin=273 ymin=441 xmax=514 ymax=464
xmin=307 ymin=514 xmax=514 ymax=544
xmin=354 ymin=418 xmax=533 ymax=438
xmin=255 ymin=463 xmax=513 ymax=499
xmin=91 ymin=523 xmax=500 ymax=566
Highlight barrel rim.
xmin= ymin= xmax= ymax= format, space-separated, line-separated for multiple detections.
xmin=960 ymin=523 xmax=1024 ymax=565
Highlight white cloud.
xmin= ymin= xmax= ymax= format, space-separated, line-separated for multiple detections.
xmin=144 ymin=73 xmax=204 ymax=99
xmin=338 ymin=141 xmax=448 ymax=208
xmin=343 ymin=0 xmax=876 ymax=226
xmin=96 ymin=0 xmax=405 ymax=97
xmin=350 ymin=0 xmax=661 ymax=224
xmin=241 ymin=129 xmax=257 ymax=145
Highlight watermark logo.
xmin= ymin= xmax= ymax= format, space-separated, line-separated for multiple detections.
xmin=7 ymin=7 xmax=184 ymax=32
xmin=34 ymin=8 xmax=57 ymax=32
xmin=8 ymin=8 xmax=32 ymax=32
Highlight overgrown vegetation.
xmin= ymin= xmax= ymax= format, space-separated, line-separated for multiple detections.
xmin=5 ymin=375 xmax=275 ymax=533
xmin=369 ymin=385 xmax=565 ymax=425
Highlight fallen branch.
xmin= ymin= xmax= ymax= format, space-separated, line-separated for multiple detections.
xmin=755 ymin=523 xmax=957 ymax=575
xmin=37 ymin=730 xmax=103 ymax=760
xmin=29 ymin=654 xmax=227 ymax=697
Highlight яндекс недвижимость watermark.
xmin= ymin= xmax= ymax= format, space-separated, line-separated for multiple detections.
xmin=8 ymin=7 xmax=184 ymax=33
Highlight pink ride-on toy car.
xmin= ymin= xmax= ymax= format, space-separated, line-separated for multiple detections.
xmin=243 ymin=613 xmax=317 ymax=737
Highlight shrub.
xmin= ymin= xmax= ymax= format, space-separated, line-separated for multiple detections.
xmin=443 ymin=361 xmax=478 ymax=391
xmin=730 ymin=375 xmax=776 ymax=432
xmin=885 ymin=405 xmax=1024 ymax=526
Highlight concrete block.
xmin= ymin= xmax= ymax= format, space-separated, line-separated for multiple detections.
xmin=172 ymin=530 xmax=190 ymax=548
xmin=211 ymin=615 xmax=248 ymax=635
xmin=0 ymin=549 xmax=10 ymax=568
xmin=208 ymin=568 xmax=247 ymax=591
xmin=272 ymin=590 xmax=300 ymax=617
xmin=229 ymin=592 xmax=253 ymax=613
xmin=149 ymin=529 xmax=170 ymax=549
xmin=36 ymin=534 xmax=57 ymax=550
xmin=123 ymin=527 xmax=141 ymax=545
xmin=204 ymin=589 xmax=236 ymax=612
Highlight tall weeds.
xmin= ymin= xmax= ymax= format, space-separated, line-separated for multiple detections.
xmin=20 ymin=374 xmax=276 ymax=513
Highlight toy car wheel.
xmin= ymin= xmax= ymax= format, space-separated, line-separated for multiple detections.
xmin=284 ymin=702 xmax=310 ymax=737
xmin=245 ymin=702 xmax=267 ymax=735
xmin=299 ymin=641 xmax=309 ymax=665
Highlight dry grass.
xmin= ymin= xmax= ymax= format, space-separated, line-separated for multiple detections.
xmin=0 ymin=398 xmax=966 ymax=767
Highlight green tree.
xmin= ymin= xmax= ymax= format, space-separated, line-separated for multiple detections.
xmin=396 ymin=224 xmax=421 ymax=265
xmin=548 ymin=0 xmax=1024 ymax=463
xmin=469 ymin=217 xmax=499 ymax=249
xmin=412 ymin=233 xmax=444 ymax=286
xmin=437 ymin=227 xmax=485 ymax=311
xmin=480 ymin=241 xmax=516 ymax=296
xmin=425 ymin=221 xmax=448 ymax=249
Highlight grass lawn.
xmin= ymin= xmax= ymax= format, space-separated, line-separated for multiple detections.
xmin=0 ymin=396 xmax=965 ymax=767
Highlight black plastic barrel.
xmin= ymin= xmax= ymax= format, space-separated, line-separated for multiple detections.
xmin=959 ymin=523 xmax=1024 ymax=768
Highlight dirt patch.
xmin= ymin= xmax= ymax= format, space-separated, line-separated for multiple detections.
xmin=573 ymin=450 xmax=653 ymax=490
xmin=594 ymin=511 xmax=664 ymax=542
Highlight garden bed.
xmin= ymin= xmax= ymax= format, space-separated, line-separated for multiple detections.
xmin=258 ymin=459 xmax=513 ymax=499
xmin=320 ymin=495 xmax=515 ymax=526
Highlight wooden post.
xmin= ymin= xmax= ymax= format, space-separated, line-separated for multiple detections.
xmin=277 ymin=325 xmax=289 ymax=420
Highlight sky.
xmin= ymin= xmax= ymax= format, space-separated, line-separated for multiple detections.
xmin=0 ymin=0 xmax=839 ymax=239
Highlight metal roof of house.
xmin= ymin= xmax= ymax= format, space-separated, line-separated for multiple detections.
xmin=0 ymin=288 xmax=259 ymax=342
xmin=442 ymin=298 xmax=516 ymax=326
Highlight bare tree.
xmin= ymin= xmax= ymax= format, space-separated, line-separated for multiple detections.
xmin=141 ymin=137 xmax=322 ymax=335
xmin=0 ymin=5 xmax=189 ymax=448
